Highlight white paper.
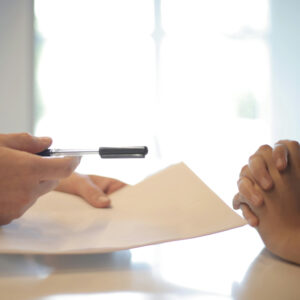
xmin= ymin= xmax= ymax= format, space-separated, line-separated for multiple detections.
xmin=0 ymin=162 xmax=246 ymax=254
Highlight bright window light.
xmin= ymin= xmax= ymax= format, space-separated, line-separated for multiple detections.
xmin=34 ymin=0 xmax=271 ymax=205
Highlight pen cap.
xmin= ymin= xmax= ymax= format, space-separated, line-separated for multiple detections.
xmin=99 ymin=147 xmax=148 ymax=158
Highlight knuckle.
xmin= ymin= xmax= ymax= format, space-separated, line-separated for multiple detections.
xmin=274 ymin=143 xmax=285 ymax=153
xmin=237 ymin=179 xmax=252 ymax=197
xmin=249 ymin=163 xmax=265 ymax=178
xmin=19 ymin=132 xmax=33 ymax=141
xmin=249 ymin=154 xmax=255 ymax=160
xmin=289 ymin=140 xmax=300 ymax=150
xmin=240 ymin=165 xmax=249 ymax=176
xmin=248 ymin=154 xmax=258 ymax=163
xmin=258 ymin=144 xmax=272 ymax=153
xmin=276 ymin=139 xmax=288 ymax=145
xmin=275 ymin=139 xmax=299 ymax=150
xmin=237 ymin=177 xmax=246 ymax=189
xmin=19 ymin=132 xmax=35 ymax=147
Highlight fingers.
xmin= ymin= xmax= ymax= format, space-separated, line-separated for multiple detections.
xmin=89 ymin=175 xmax=127 ymax=194
xmin=76 ymin=175 xmax=111 ymax=208
xmin=37 ymin=156 xmax=81 ymax=180
xmin=233 ymin=194 xmax=259 ymax=227
xmin=240 ymin=204 xmax=259 ymax=227
xmin=0 ymin=133 xmax=52 ymax=154
xmin=238 ymin=165 xmax=264 ymax=207
xmin=56 ymin=173 xmax=126 ymax=209
xmin=238 ymin=145 xmax=274 ymax=207
xmin=106 ymin=180 xmax=127 ymax=194
xmin=276 ymin=140 xmax=300 ymax=169
xmin=273 ymin=142 xmax=289 ymax=171
xmin=233 ymin=193 xmax=242 ymax=209
xmin=248 ymin=153 xmax=273 ymax=190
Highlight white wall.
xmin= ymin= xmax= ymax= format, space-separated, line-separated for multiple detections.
xmin=271 ymin=0 xmax=300 ymax=142
xmin=0 ymin=0 xmax=34 ymax=133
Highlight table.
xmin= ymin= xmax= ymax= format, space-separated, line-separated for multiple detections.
xmin=0 ymin=226 xmax=299 ymax=300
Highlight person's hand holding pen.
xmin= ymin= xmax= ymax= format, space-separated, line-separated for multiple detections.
xmin=39 ymin=146 xmax=146 ymax=207
xmin=0 ymin=132 xmax=128 ymax=225
xmin=0 ymin=133 xmax=81 ymax=225
xmin=38 ymin=146 xmax=147 ymax=207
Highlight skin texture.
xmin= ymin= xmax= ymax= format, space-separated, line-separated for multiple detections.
xmin=55 ymin=173 xmax=126 ymax=208
xmin=234 ymin=140 xmax=300 ymax=264
xmin=0 ymin=133 xmax=126 ymax=225
xmin=233 ymin=141 xmax=290 ymax=226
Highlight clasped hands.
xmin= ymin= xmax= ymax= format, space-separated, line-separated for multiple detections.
xmin=233 ymin=140 xmax=300 ymax=264
xmin=0 ymin=133 xmax=125 ymax=225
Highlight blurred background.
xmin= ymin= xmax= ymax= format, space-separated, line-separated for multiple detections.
xmin=1 ymin=0 xmax=300 ymax=206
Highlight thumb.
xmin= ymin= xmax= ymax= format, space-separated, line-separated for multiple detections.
xmin=0 ymin=133 xmax=52 ymax=154
xmin=77 ymin=176 xmax=111 ymax=208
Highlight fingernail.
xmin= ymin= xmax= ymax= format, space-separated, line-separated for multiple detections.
xmin=98 ymin=196 xmax=110 ymax=204
xmin=261 ymin=177 xmax=271 ymax=189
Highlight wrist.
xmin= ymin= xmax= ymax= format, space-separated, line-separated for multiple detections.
xmin=266 ymin=228 xmax=300 ymax=265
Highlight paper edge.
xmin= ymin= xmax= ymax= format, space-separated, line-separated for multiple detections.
xmin=0 ymin=221 xmax=247 ymax=255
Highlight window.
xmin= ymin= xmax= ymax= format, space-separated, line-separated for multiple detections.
xmin=34 ymin=0 xmax=270 ymax=205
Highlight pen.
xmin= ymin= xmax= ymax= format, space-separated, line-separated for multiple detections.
xmin=37 ymin=146 xmax=148 ymax=158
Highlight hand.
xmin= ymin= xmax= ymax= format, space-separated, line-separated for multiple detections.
xmin=238 ymin=141 xmax=300 ymax=264
xmin=55 ymin=173 xmax=126 ymax=207
xmin=0 ymin=133 xmax=81 ymax=225
xmin=233 ymin=141 xmax=291 ymax=226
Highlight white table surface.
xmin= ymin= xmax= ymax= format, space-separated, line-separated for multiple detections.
xmin=0 ymin=225 xmax=299 ymax=300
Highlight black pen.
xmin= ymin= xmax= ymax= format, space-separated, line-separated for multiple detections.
xmin=37 ymin=146 xmax=148 ymax=158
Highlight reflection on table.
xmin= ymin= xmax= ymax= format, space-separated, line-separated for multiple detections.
xmin=0 ymin=226 xmax=299 ymax=300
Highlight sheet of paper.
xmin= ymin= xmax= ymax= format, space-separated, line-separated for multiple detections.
xmin=0 ymin=162 xmax=246 ymax=254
